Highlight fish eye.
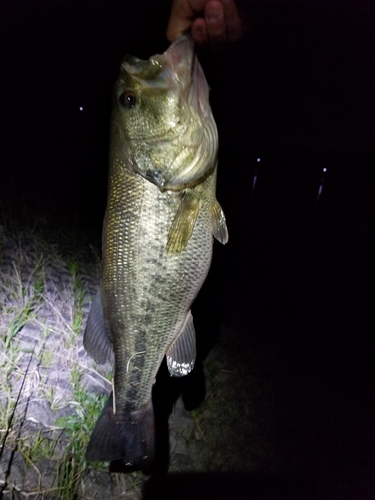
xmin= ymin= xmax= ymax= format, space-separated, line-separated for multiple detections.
xmin=119 ymin=91 xmax=137 ymax=108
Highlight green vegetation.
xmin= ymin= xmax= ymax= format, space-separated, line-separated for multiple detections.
xmin=66 ymin=257 xmax=87 ymax=338
xmin=0 ymin=210 xmax=121 ymax=499
xmin=56 ymin=379 xmax=108 ymax=500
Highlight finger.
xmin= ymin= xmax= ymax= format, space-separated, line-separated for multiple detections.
xmin=191 ymin=18 xmax=208 ymax=45
xmin=205 ymin=0 xmax=226 ymax=43
xmin=166 ymin=0 xmax=195 ymax=42
xmin=222 ymin=0 xmax=243 ymax=41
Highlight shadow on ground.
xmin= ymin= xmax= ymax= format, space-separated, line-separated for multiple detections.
xmin=143 ymin=471 xmax=317 ymax=500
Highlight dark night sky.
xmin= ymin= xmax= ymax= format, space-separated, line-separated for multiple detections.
xmin=1 ymin=2 xmax=375 ymax=495
xmin=1 ymin=0 xmax=374 ymax=216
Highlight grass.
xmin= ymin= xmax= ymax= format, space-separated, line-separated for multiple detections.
xmin=0 ymin=207 xmax=130 ymax=499
xmin=66 ymin=256 xmax=87 ymax=338
xmin=20 ymin=429 xmax=58 ymax=464
xmin=55 ymin=382 xmax=108 ymax=500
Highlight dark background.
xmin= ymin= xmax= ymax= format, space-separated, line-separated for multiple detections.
xmin=1 ymin=0 xmax=374 ymax=497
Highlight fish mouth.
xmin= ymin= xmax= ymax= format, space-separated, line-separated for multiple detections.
xmin=125 ymin=34 xmax=218 ymax=191
xmin=163 ymin=32 xmax=195 ymax=84
xmin=122 ymin=33 xmax=194 ymax=89
xmin=162 ymin=34 xmax=218 ymax=188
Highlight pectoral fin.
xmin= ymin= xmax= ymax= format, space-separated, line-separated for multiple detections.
xmin=166 ymin=311 xmax=196 ymax=377
xmin=167 ymin=191 xmax=200 ymax=254
xmin=83 ymin=290 xmax=114 ymax=364
xmin=212 ymin=200 xmax=229 ymax=244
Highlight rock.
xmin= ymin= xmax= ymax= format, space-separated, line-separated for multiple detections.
xmin=45 ymin=365 xmax=72 ymax=393
xmin=18 ymin=323 xmax=42 ymax=350
xmin=80 ymin=369 xmax=111 ymax=396
xmin=25 ymin=399 xmax=57 ymax=427
xmin=0 ymin=449 xmax=26 ymax=494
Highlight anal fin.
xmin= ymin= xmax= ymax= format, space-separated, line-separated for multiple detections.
xmin=83 ymin=290 xmax=113 ymax=364
xmin=166 ymin=311 xmax=196 ymax=377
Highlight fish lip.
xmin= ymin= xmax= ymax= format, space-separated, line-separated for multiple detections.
xmin=122 ymin=33 xmax=194 ymax=86
xmin=163 ymin=32 xmax=195 ymax=74
xmin=162 ymin=33 xmax=218 ymax=188
xmin=123 ymin=33 xmax=217 ymax=190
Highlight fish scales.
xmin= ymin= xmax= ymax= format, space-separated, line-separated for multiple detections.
xmin=104 ymin=160 xmax=215 ymax=409
xmin=84 ymin=33 xmax=228 ymax=468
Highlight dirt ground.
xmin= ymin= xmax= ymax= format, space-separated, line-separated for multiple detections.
xmin=1 ymin=203 xmax=374 ymax=499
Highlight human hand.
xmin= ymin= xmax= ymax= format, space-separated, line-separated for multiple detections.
xmin=166 ymin=0 xmax=243 ymax=45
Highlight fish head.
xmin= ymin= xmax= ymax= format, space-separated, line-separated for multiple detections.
xmin=111 ymin=34 xmax=218 ymax=190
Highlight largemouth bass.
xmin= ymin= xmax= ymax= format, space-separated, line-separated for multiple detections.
xmin=83 ymin=33 xmax=228 ymax=468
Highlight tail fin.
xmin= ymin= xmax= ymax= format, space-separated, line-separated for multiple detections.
xmin=86 ymin=394 xmax=155 ymax=468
